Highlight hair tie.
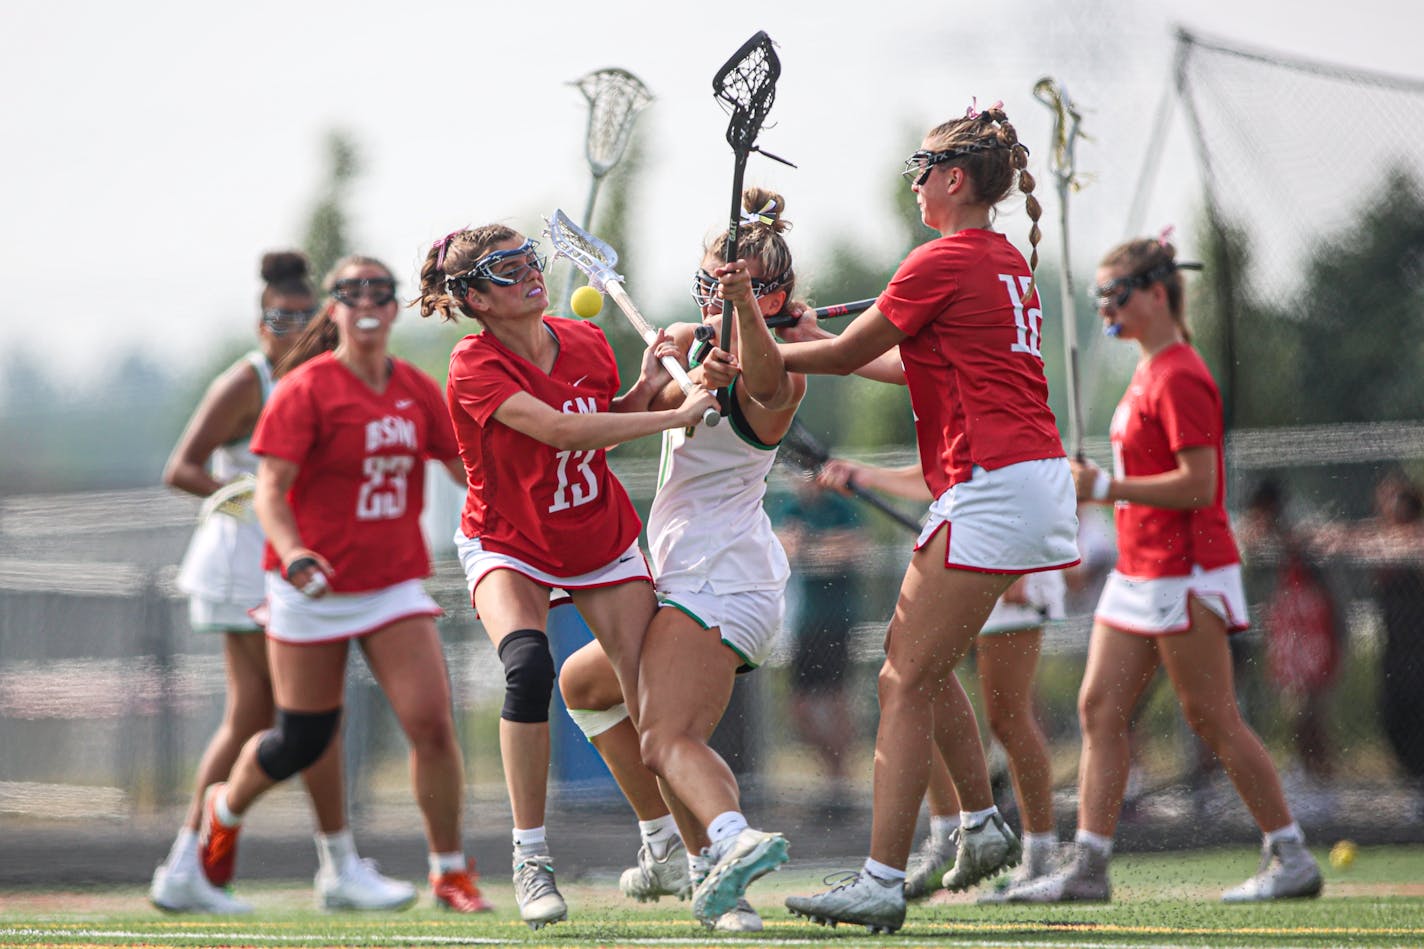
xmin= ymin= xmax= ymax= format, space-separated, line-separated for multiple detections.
xmin=1156 ymin=224 xmax=1176 ymax=248
xmin=965 ymin=98 xmax=1004 ymax=120
xmin=432 ymin=228 xmax=465 ymax=270
xmin=739 ymin=198 xmax=777 ymax=227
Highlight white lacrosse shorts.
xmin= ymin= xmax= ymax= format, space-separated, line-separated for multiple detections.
xmin=656 ymin=584 xmax=785 ymax=670
xmin=916 ymin=458 xmax=1080 ymax=573
xmin=454 ymin=532 xmax=653 ymax=615
xmin=981 ymin=568 xmax=1068 ymax=635
xmin=259 ymin=575 xmax=442 ymax=644
xmin=189 ymin=595 xmax=263 ymax=634
xmin=1094 ymin=564 xmax=1250 ymax=636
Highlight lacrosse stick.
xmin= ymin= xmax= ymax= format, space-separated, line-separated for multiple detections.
xmin=198 ymin=473 xmax=257 ymax=523
xmin=711 ymin=31 xmax=796 ymax=364
xmin=545 ymin=209 xmax=719 ymax=429
xmin=554 ymin=68 xmax=654 ymax=315
xmin=694 ymin=297 xmax=880 ymax=362
xmin=1033 ymin=76 xmax=1088 ymax=461
xmin=779 ymin=419 xmax=922 ymax=533
xmin=764 ymin=297 xmax=878 ymax=329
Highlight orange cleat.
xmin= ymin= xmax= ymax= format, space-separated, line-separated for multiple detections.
xmin=431 ymin=861 xmax=495 ymax=913
xmin=198 ymin=783 xmax=242 ymax=887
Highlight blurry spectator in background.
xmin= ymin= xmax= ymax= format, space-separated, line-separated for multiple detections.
xmin=1315 ymin=468 xmax=1424 ymax=817
xmin=773 ymin=477 xmax=867 ymax=807
xmin=1371 ymin=471 xmax=1424 ymax=811
xmin=1238 ymin=479 xmax=1342 ymax=818
xmin=1360 ymin=470 xmax=1424 ymax=815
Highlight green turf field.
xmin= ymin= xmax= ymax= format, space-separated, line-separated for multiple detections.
xmin=2 ymin=846 xmax=1422 ymax=948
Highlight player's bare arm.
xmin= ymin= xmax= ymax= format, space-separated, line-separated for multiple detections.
xmin=493 ymin=388 xmax=715 ymax=452
xmin=1072 ymin=445 xmax=1217 ymax=509
xmin=163 ymin=360 xmax=263 ymax=497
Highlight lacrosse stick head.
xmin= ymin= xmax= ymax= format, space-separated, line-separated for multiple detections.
xmin=712 ymin=31 xmax=781 ymax=152
xmin=572 ymin=67 xmax=653 ymax=179
xmin=1033 ymin=76 xmax=1083 ymax=184
xmin=543 ymin=209 xmax=622 ymax=294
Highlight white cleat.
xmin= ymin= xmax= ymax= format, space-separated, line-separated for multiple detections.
xmin=1000 ymin=842 xmax=1111 ymax=903
xmin=904 ymin=832 xmax=956 ymax=901
xmin=712 ymin=897 xmax=763 ymax=931
xmin=978 ymin=838 xmax=1062 ymax=903
xmin=691 ymin=828 xmax=789 ymax=924
xmin=941 ymin=813 xmax=1021 ymax=892
xmin=785 ymin=870 xmax=906 ymax=934
xmin=1222 ymin=839 xmax=1323 ymax=903
xmin=149 ymin=862 xmax=252 ymax=915
xmin=513 ymin=853 xmax=568 ymax=930
xmin=315 ymin=856 xmax=417 ymax=911
xmin=620 ymin=837 xmax=692 ymax=902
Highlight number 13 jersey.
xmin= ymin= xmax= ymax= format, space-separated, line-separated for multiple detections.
xmin=447 ymin=317 xmax=642 ymax=577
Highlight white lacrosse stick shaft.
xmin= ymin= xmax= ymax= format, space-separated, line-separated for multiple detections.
xmin=603 ymin=281 xmax=720 ymax=429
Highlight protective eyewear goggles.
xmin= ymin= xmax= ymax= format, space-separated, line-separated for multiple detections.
xmin=1092 ymin=260 xmax=1202 ymax=311
xmin=901 ymin=141 xmax=1008 ymax=186
xmin=448 ymin=238 xmax=547 ymax=293
xmin=261 ymin=306 xmax=318 ymax=336
xmin=331 ymin=278 xmax=397 ymax=307
xmin=902 ymin=149 xmax=959 ymax=186
xmin=689 ymin=267 xmax=788 ymax=310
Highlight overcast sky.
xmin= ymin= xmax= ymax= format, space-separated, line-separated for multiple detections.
xmin=2 ymin=0 xmax=1419 ymax=391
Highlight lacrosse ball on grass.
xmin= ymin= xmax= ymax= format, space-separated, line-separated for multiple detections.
xmin=1329 ymin=840 xmax=1357 ymax=870
xmin=571 ymin=285 xmax=604 ymax=318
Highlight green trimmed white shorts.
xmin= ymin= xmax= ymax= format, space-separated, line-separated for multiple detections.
xmin=657 ymin=584 xmax=785 ymax=670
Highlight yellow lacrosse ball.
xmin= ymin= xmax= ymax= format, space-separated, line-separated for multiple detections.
xmin=571 ymin=285 xmax=604 ymax=318
xmin=1329 ymin=839 xmax=1357 ymax=870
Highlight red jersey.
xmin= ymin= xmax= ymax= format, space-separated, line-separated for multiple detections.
xmin=1109 ymin=342 xmax=1240 ymax=577
xmin=878 ymin=229 xmax=1065 ymax=496
xmin=251 ymin=353 xmax=459 ymax=593
xmin=447 ymin=317 xmax=641 ymax=577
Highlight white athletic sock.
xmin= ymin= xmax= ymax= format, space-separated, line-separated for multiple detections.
xmin=214 ymin=788 xmax=243 ymax=827
xmin=689 ymin=851 xmax=711 ymax=877
xmin=1264 ymin=821 xmax=1304 ymax=846
xmin=1024 ymin=831 xmax=1057 ymax=854
xmin=1075 ymin=829 xmax=1114 ymax=857
xmin=638 ymin=815 xmax=680 ymax=861
xmin=960 ymin=805 xmax=998 ymax=830
xmin=165 ymin=828 xmax=199 ymax=871
xmin=430 ymin=851 xmax=466 ymax=877
xmin=707 ymin=811 xmax=748 ymax=846
xmin=863 ymin=857 xmax=906 ymax=882
xmin=929 ymin=814 xmax=961 ymax=848
xmin=513 ymin=825 xmax=548 ymax=858
xmin=315 ymin=828 xmax=356 ymax=873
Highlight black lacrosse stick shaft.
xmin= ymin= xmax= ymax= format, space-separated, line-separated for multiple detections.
xmin=718 ymin=151 xmax=748 ymax=357
xmin=711 ymin=30 xmax=781 ymax=394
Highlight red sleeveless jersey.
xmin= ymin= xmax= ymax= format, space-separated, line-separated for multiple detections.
xmin=446 ymin=317 xmax=641 ymax=577
xmin=251 ymin=353 xmax=459 ymax=592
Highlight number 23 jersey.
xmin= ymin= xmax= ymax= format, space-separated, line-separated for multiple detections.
xmin=446 ymin=317 xmax=641 ymax=577
xmin=251 ymin=353 xmax=460 ymax=592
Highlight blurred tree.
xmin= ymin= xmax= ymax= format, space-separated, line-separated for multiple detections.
xmin=1294 ymin=167 xmax=1424 ymax=424
xmin=303 ymin=130 xmax=361 ymax=283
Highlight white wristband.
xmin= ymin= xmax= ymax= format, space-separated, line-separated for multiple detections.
xmin=1091 ymin=470 xmax=1111 ymax=502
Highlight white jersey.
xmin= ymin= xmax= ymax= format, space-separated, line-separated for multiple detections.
xmin=209 ymin=351 xmax=275 ymax=482
xmin=176 ymin=352 xmax=275 ymax=613
xmin=647 ymin=382 xmax=790 ymax=595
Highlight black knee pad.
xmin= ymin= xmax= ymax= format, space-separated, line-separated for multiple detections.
xmin=498 ymin=628 xmax=555 ymax=723
xmin=256 ymin=707 xmax=341 ymax=781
